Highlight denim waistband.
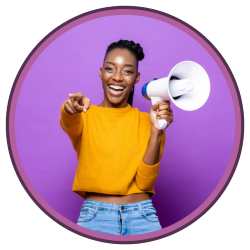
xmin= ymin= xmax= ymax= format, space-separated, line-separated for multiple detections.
xmin=82 ymin=199 xmax=153 ymax=212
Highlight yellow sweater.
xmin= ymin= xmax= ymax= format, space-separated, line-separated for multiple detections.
xmin=59 ymin=101 xmax=165 ymax=199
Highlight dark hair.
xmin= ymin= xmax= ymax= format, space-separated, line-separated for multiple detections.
xmin=105 ymin=40 xmax=145 ymax=107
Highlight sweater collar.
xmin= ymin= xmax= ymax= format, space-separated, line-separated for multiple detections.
xmin=89 ymin=104 xmax=132 ymax=113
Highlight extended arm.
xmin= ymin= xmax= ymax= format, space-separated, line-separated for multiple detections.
xmin=59 ymin=101 xmax=83 ymax=153
xmin=59 ymin=92 xmax=91 ymax=154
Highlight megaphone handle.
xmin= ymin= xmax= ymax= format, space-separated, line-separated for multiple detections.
xmin=151 ymin=97 xmax=168 ymax=130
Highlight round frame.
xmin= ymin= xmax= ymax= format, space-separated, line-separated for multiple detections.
xmin=6 ymin=6 xmax=244 ymax=244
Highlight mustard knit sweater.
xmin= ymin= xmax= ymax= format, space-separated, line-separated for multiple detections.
xmin=59 ymin=101 xmax=165 ymax=199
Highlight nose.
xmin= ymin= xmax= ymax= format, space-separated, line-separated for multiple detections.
xmin=112 ymin=69 xmax=123 ymax=82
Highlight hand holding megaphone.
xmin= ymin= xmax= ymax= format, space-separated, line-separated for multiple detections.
xmin=142 ymin=61 xmax=210 ymax=130
xmin=150 ymin=101 xmax=173 ymax=131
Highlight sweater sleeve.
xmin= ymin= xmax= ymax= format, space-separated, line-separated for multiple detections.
xmin=59 ymin=100 xmax=83 ymax=153
xmin=134 ymin=130 xmax=166 ymax=191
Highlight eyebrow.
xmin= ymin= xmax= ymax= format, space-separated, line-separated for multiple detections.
xmin=105 ymin=62 xmax=134 ymax=68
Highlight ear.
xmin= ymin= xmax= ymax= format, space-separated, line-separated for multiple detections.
xmin=99 ymin=67 xmax=103 ymax=80
xmin=134 ymin=72 xmax=140 ymax=84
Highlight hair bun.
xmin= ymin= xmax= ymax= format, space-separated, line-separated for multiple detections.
xmin=106 ymin=39 xmax=145 ymax=61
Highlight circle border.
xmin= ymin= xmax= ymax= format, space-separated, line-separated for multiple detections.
xmin=6 ymin=6 xmax=244 ymax=244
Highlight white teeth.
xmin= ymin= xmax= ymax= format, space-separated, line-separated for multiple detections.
xmin=109 ymin=85 xmax=124 ymax=90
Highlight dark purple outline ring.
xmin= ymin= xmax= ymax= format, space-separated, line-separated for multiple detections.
xmin=6 ymin=6 xmax=244 ymax=244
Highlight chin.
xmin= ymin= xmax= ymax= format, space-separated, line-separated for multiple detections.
xmin=109 ymin=98 xmax=123 ymax=105
xmin=107 ymin=96 xmax=127 ymax=106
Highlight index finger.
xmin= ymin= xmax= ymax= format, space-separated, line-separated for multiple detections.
xmin=160 ymin=101 xmax=170 ymax=107
xmin=69 ymin=92 xmax=83 ymax=101
xmin=159 ymin=101 xmax=170 ymax=109
xmin=159 ymin=102 xmax=172 ymax=112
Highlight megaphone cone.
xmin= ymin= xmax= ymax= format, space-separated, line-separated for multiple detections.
xmin=142 ymin=61 xmax=210 ymax=129
xmin=168 ymin=61 xmax=210 ymax=111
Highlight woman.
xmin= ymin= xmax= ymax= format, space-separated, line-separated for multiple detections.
xmin=59 ymin=40 xmax=173 ymax=235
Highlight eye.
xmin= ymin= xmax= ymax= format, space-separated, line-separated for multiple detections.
xmin=105 ymin=67 xmax=113 ymax=71
xmin=124 ymin=70 xmax=133 ymax=74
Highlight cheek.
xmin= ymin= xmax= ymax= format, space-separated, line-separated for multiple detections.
xmin=125 ymin=75 xmax=136 ymax=85
xmin=102 ymin=72 xmax=112 ymax=82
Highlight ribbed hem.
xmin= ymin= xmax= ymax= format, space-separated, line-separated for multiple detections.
xmin=137 ymin=159 xmax=160 ymax=177
xmin=60 ymin=100 xmax=82 ymax=122
xmin=90 ymin=104 xmax=132 ymax=113
xmin=73 ymin=178 xmax=130 ymax=195
xmin=72 ymin=178 xmax=156 ymax=199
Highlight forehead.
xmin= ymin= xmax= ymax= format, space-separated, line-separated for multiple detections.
xmin=104 ymin=48 xmax=137 ymax=65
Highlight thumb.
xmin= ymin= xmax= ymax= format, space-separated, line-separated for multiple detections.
xmin=151 ymin=102 xmax=160 ymax=111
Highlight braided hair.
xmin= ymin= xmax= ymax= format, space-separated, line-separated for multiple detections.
xmin=104 ymin=40 xmax=145 ymax=107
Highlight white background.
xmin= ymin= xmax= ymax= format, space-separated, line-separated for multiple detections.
xmin=1 ymin=1 xmax=249 ymax=249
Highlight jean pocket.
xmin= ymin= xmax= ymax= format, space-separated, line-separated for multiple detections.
xmin=141 ymin=206 xmax=159 ymax=222
xmin=78 ymin=205 xmax=99 ymax=223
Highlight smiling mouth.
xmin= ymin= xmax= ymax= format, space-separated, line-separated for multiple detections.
xmin=108 ymin=85 xmax=125 ymax=94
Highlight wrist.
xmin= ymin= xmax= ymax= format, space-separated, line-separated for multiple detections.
xmin=151 ymin=125 xmax=164 ymax=137
xmin=64 ymin=106 xmax=73 ymax=115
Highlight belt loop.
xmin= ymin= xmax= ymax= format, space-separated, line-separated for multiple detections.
xmin=95 ymin=201 xmax=100 ymax=214
xmin=138 ymin=202 xmax=144 ymax=216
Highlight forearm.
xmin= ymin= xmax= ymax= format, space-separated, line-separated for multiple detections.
xmin=135 ymin=126 xmax=165 ymax=191
xmin=142 ymin=126 xmax=164 ymax=165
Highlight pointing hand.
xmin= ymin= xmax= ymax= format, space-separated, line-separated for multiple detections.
xmin=64 ymin=92 xmax=91 ymax=114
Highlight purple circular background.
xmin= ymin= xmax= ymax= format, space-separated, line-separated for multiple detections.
xmin=7 ymin=7 xmax=243 ymax=243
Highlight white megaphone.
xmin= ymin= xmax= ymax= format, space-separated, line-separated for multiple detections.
xmin=142 ymin=61 xmax=210 ymax=130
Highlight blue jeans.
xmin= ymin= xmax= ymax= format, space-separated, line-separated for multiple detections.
xmin=77 ymin=199 xmax=162 ymax=235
